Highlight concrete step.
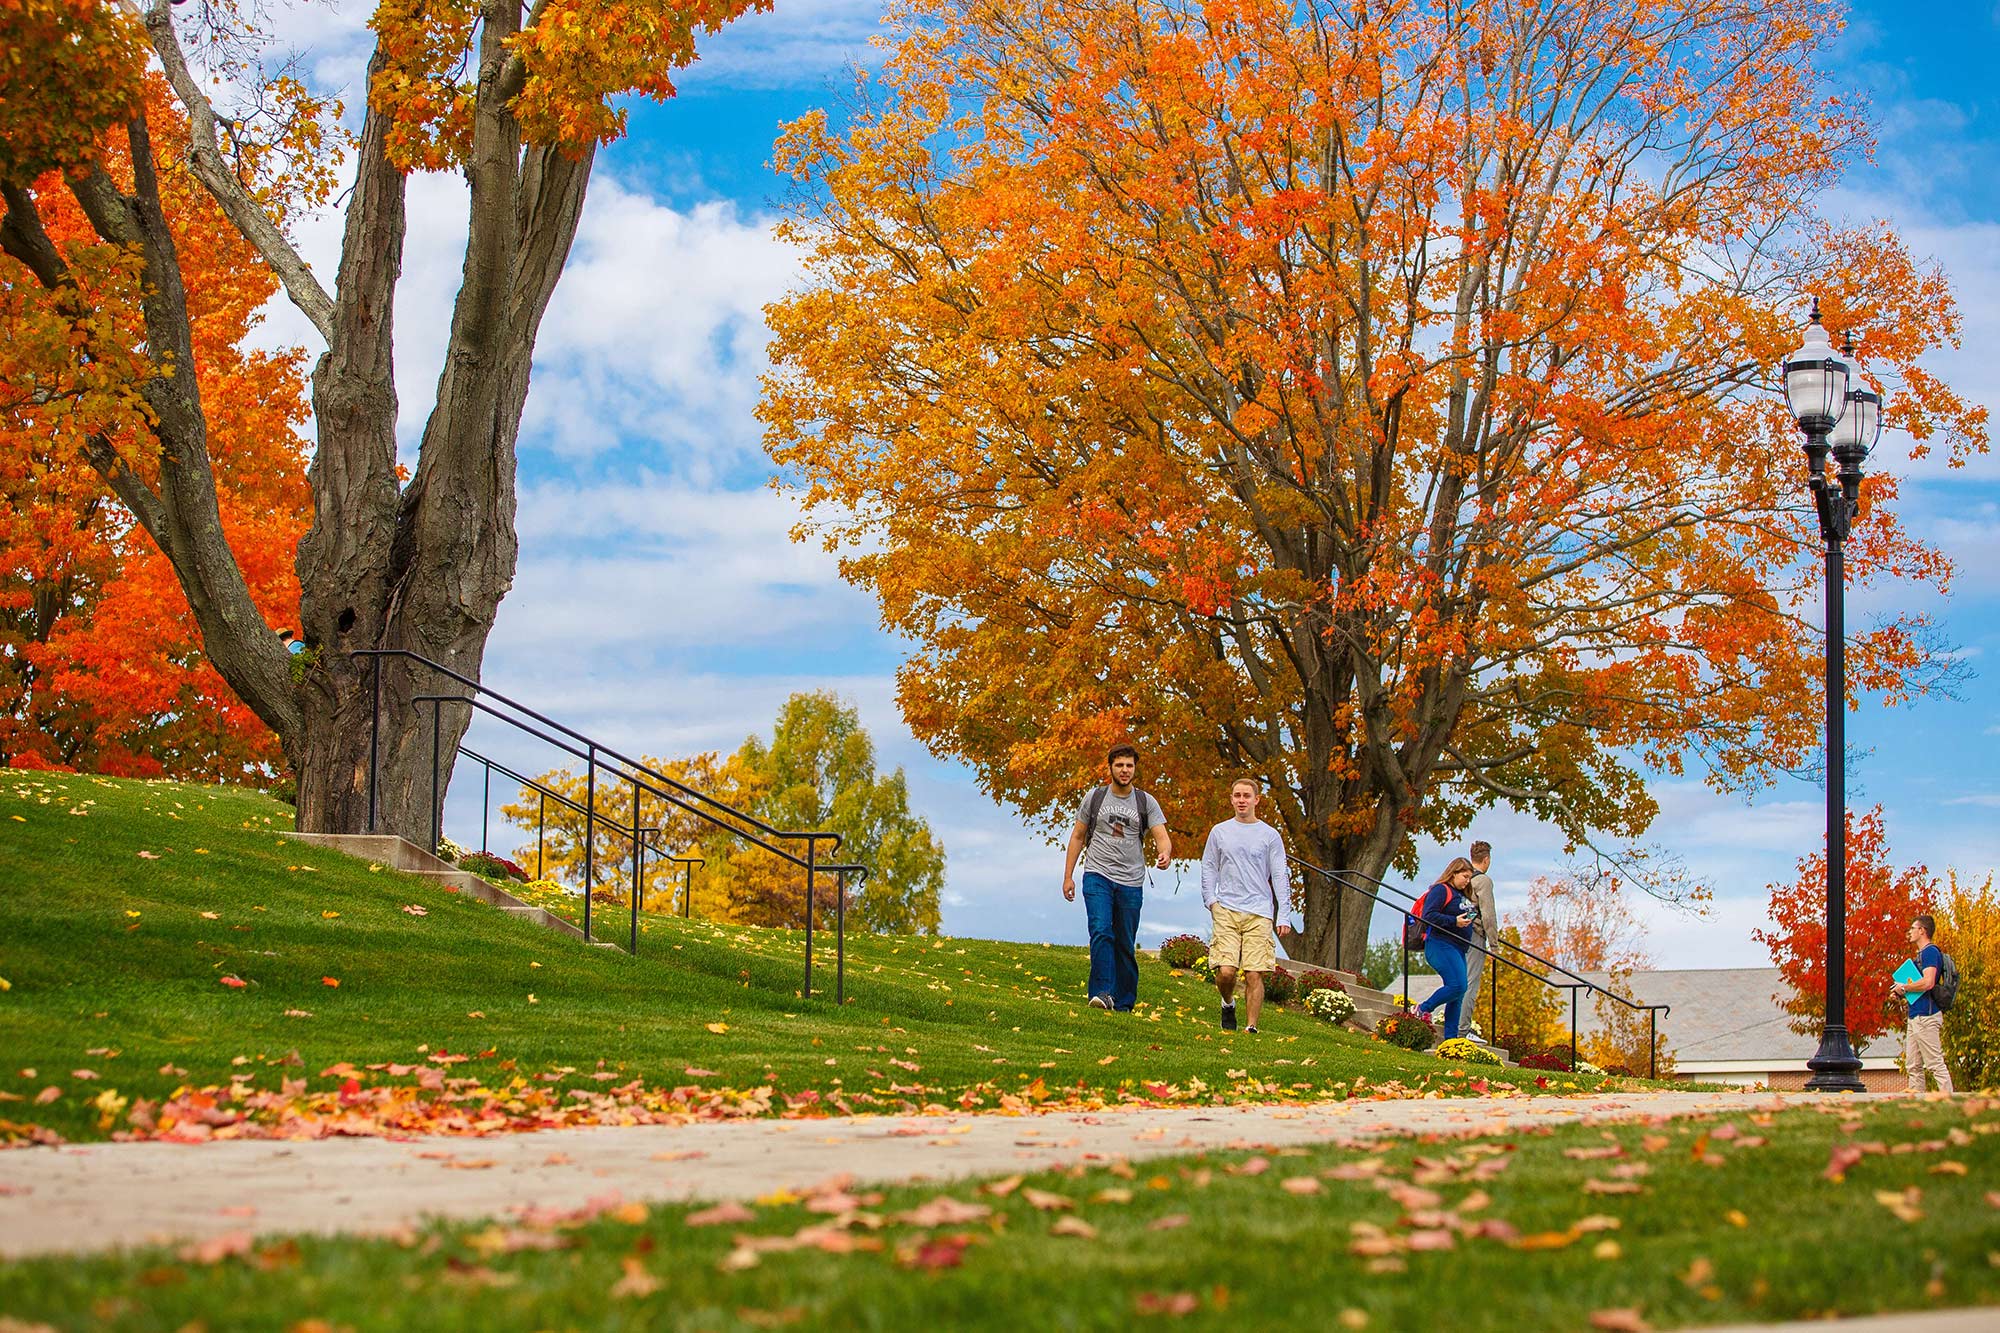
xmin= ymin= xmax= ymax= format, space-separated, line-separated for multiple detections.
xmin=286 ymin=832 xmax=596 ymax=948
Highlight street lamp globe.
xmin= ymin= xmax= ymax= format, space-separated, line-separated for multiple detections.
xmin=1830 ymin=375 xmax=1882 ymax=476
xmin=1783 ymin=301 xmax=1851 ymax=438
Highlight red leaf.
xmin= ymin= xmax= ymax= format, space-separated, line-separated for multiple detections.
xmin=218 ymin=976 xmax=247 ymax=989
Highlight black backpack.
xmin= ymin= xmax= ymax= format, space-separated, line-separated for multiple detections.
xmin=1934 ymin=952 xmax=1959 ymax=1013
xmin=1081 ymin=784 xmax=1153 ymax=848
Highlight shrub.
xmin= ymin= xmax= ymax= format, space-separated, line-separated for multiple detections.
xmin=1292 ymin=968 xmax=1345 ymax=999
xmin=1517 ymin=1050 xmax=1572 ymax=1072
xmin=1307 ymin=989 xmax=1356 ymax=1024
xmin=1159 ymin=934 xmax=1207 ymax=970
xmin=1262 ymin=968 xmax=1297 ymax=1004
xmin=1434 ymin=1037 xmax=1503 ymax=1067
xmin=460 ymin=851 xmax=528 ymax=883
xmin=1377 ymin=1008 xmax=1436 ymax=1050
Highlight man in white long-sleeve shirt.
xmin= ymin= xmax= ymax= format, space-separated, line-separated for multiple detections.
xmin=1201 ymin=777 xmax=1293 ymax=1033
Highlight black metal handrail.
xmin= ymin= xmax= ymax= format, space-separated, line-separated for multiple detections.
xmin=1328 ymin=865 xmax=1650 ymax=1003
xmin=355 ymin=649 xmax=865 ymax=999
xmin=1294 ymin=859 xmax=1669 ymax=1079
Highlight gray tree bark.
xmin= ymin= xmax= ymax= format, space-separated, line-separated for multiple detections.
xmin=2 ymin=2 xmax=598 ymax=839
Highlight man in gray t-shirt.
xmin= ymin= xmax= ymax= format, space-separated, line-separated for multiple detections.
xmin=1462 ymin=839 xmax=1497 ymax=1017
xmin=1062 ymin=745 xmax=1171 ymax=1011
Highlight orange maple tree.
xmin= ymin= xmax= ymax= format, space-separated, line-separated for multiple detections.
xmin=1754 ymin=806 xmax=1935 ymax=1048
xmin=1 ymin=78 xmax=311 ymax=780
xmin=0 ymin=0 xmax=768 ymax=834
xmin=762 ymin=0 xmax=1987 ymax=966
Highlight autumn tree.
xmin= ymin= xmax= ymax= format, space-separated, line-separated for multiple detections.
xmin=761 ymin=0 xmax=1985 ymax=969
xmin=1753 ymin=806 xmax=1934 ymax=1050
xmin=1936 ymin=870 xmax=1999 ymax=1091
xmin=1520 ymin=868 xmax=1674 ymax=1073
xmin=1 ymin=78 xmax=311 ymax=781
xmin=503 ymin=692 xmax=946 ymax=933
xmin=1479 ymin=924 xmax=1564 ymax=1050
xmin=498 ymin=751 xmax=744 ymax=918
xmin=0 ymin=0 xmax=768 ymax=835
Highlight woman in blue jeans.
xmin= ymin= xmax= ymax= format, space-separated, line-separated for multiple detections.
xmin=1417 ymin=858 xmax=1479 ymax=1039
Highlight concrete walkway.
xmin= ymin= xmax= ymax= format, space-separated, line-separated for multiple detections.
xmin=0 ymin=1090 xmax=1848 ymax=1260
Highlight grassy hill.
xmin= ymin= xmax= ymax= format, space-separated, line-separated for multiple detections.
xmin=1 ymin=771 xmax=1596 ymax=1145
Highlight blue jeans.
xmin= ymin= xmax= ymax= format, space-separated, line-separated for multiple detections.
xmin=1081 ymin=872 xmax=1143 ymax=1010
xmin=1420 ymin=938 xmax=1469 ymax=1039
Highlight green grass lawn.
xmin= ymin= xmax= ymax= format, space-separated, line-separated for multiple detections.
xmin=2 ymin=1098 xmax=1993 ymax=1330
xmin=0 ymin=772 xmax=1603 ymax=1146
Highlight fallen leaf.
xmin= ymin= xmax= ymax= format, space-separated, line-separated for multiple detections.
xmin=706 ymin=1022 xmax=730 ymax=1034
xmin=1593 ymin=1239 xmax=1623 ymax=1260
xmin=1682 ymin=1257 xmax=1716 ymax=1288
xmin=321 ymin=911 xmax=340 ymax=919
xmin=686 ymin=1201 xmax=756 ymax=1227
xmin=401 ymin=905 xmax=429 ymax=917
xmin=1134 ymin=1291 xmax=1200 ymax=1317
xmin=1281 ymin=1177 xmax=1322 ymax=1195
xmin=1338 ymin=1311 xmax=1370 ymax=1330
xmin=1050 ymin=1216 xmax=1098 ymax=1239
xmin=1149 ymin=1214 xmax=1191 ymax=1232
xmin=200 ymin=911 xmax=219 ymax=920
xmin=33 ymin=1087 xmax=60 ymax=1105
xmin=1020 ymin=1188 xmax=1073 ymax=1212
xmin=179 ymin=1231 xmax=254 ymax=1265
xmin=136 ymin=851 xmax=160 ymax=860
xmin=610 ymin=1255 xmax=661 ymax=1299
xmin=1724 ymin=1209 xmax=1748 ymax=1228
xmin=684 ymin=1067 xmax=719 ymax=1077
xmin=1588 ymin=1309 xmax=1651 ymax=1332
xmin=219 ymin=976 xmax=247 ymax=989
xmin=283 ymin=1009 xmax=312 ymax=1018
xmin=1930 ymin=1161 xmax=1968 ymax=1176
xmin=322 ymin=977 xmax=340 ymax=988
xmin=897 ymin=1232 xmax=979 ymax=1270
xmin=1823 ymin=1142 xmax=1867 ymax=1180
xmin=895 ymin=1195 xmax=990 ymax=1227
xmin=1583 ymin=1179 xmax=1644 ymax=1195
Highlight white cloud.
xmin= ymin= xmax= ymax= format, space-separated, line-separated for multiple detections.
xmin=678 ymin=0 xmax=891 ymax=90
xmin=502 ymin=478 xmax=867 ymax=651
xmin=526 ymin=187 xmax=798 ymax=469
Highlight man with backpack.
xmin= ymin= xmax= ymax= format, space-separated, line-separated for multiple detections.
xmin=1895 ymin=914 xmax=1956 ymax=1094
xmin=1061 ymin=744 xmax=1171 ymax=1011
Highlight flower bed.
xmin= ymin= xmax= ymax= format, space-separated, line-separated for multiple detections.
xmin=1376 ymin=1008 xmax=1436 ymax=1050
xmin=459 ymin=850 xmax=529 ymax=883
xmin=1306 ymin=988 xmax=1356 ymax=1024
xmin=1159 ymin=934 xmax=1207 ymax=970
xmin=1433 ymin=1036 xmax=1503 ymax=1067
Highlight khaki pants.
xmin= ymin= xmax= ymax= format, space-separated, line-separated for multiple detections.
xmin=1905 ymin=1012 xmax=1953 ymax=1094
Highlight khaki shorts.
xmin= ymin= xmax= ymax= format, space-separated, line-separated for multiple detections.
xmin=1209 ymin=905 xmax=1277 ymax=973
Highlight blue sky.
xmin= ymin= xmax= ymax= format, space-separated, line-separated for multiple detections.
xmin=256 ymin=1 xmax=2000 ymax=967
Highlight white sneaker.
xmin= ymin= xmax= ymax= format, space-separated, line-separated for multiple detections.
xmin=1088 ymin=995 xmax=1112 ymax=1009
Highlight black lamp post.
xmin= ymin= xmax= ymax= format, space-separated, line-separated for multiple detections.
xmin=1782 ymin=298 xmax=1882 ymax=1094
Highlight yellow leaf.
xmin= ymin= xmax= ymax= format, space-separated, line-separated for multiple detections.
xmin=706 ymin=1022 xmax=729 ymax=1034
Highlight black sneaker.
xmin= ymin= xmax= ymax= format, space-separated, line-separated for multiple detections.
xmin=1221 ymin=1002 xmax=1237 ymax=1031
